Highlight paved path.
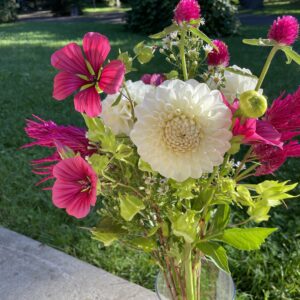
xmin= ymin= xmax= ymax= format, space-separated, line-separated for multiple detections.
xmin=0 ymin=227 xmax=157 ymax=300
xmin=18 ymin=11 xmax=126 ymax=24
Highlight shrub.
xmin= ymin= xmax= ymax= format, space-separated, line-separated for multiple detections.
xmin=50 ymin=0 xmax=82 ymax=16
xmin=0 ymin=0 xmax=17 ymax=23
xmin=126 ymin=0 xmax=240 ymax=36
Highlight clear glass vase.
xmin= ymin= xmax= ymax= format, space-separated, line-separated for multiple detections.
xmin=155 ymin=259 xmax=235 ymax=300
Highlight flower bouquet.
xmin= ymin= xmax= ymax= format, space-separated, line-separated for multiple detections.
xmin=24 ymin=0 xmax=300 ymax=299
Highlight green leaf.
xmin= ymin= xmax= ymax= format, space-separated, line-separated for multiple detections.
xmin=138 ymin=159 xmax=154 ymax=173
xmin=134 ymin=41 xmax=154 ymax=64
xmin=91 ymin=217 xmax=126 ymax=246
xmin=243 ymin=38 xmax=276 ymax=47
xmin=119 ymin=194 xmax=145 ymax=221
xmin=82 ymin=114 xmax=105 ymax=142
xmin=218 ymin=228 xmax=277 ymax=251
xmin=170 ymin=178 xmax=196 ymax=199
xmin=111 ymin=92 xmax=122 ymax=107
xmin=147 ymin=226 xmax=160 ymax=237
xmin=118 ymin=51 xmax=133 ymax=73
xmin=130 ymin=237 xmax=156 ymax=252
xmin=236 ymin=185 xmax=254 ymax=207
xmin=212 ymin=205 xmax=230 ymax=232
xmin=282 ymin=46 xmax=300 ymax=65
xmin=88 ymin=154 xmax=109 ymax=174
xmin=149 ymin=23 xmax=179 ymax=39
xmin=170 ymin=210 xmax=198 ymax=243
xmin=197 ymin=242 xmax=230 ymax=273
xmin=115 ymin=144 xmax=133 ymax=161
xmin=189 ymin=27 xmax=216 ymax=49
xmin=247 ymin=202 xmax=271 ymax=223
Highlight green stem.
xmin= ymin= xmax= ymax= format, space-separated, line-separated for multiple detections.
xmin=180 ymin=27 xmax=188 ymax=81
xmin=184 ymin=243 xmax=195 ymax=300
xmin=255 ymin=46 xmax=278 ymax=91
xmin=234 ymin=147 xmax=253 ymax=180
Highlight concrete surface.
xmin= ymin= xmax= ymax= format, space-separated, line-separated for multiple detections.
xmin=0 ymin=227 xmax=157 ymax=300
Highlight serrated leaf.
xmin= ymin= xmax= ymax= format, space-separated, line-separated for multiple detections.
xmin=88 ymin=154 xmax=109 ymax=174
xmin=138 ymin=159 xmax=154 ymax=173
xmin=197 ymin=242 xmax=230 ymax=273
xmin=119 ymin=194 xmax=145 ymax=221
xmin=236 ymin=185 xmax=254 ymax=207
xmin=243 ymin=38 xmax=276 ymax=47
xmin=189 ymin=27 xmax=216 ymax=49
xmin=282 ymin=46 xmax=300 ymax=65
xmin=218 ymin=228 xmax=277 ymax=250
xmin=149 ymin=23 xmax=179 ymax=39
xmin=212 ymin=205 xmax=230 ymax=232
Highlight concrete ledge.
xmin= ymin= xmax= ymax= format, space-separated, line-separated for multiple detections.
xmin=0 ymin=227 xmax=157 ymax=300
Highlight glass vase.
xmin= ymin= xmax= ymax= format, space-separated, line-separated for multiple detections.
xmin=155 ymin=259 xmax=235 ymax=300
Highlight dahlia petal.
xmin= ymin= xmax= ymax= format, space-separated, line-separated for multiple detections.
xmin=99 ymin=60 xmax=125 ymax=94
xmin=83 ymin=32 xmax=111 ymax=73
xmin=74 ymin=87 xmax=102 ymax=117
xmin=51 ymin=43 xmax=88 ymax=75
xmin=53 ymin=72 xmax=85 ymax=100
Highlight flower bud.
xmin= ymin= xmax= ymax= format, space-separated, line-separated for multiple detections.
xmin=239 ymin=90 xmax=267 ymax=118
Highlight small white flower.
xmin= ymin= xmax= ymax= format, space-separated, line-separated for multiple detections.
xmin=203 ymin=44 xmax=213 ymax=53
xmin=130 ymin=80 xmax=232 ymax=182
xmin=170 ymin=31 xmax=178 ymax=39
xmin=101 ymin=81 xmax=154 ymax=135
xmin=199 ymin=18 xmax=205 ymax=26
xmin=212 ymin=65 xmax=261 ymax=102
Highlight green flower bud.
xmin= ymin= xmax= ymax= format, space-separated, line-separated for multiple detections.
xmin=239 ymin=90 xmax=267 ymax=118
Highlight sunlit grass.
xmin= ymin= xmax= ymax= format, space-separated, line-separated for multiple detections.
xmin=82 ymin=6 xmax=130 ymax=15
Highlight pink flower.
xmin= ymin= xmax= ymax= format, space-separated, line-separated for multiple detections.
xmin=268 ymin=15 xmax=299 ymax=46
xmin=233 ymin=118 xmax=282 ymax=147
xmin=23 ymin=115 xmax=94 ymax=186
xmin=253 ymin=87 xmax=300 ymax=175
xmin=264 ymin=87 xmax=300 ymax=141
xmin=141 ymin=73 xmax=166 ymax=86
xmin=207 ymin=40 xmax=230 ymax=67
xmin=174 ymin=0 xmax=201 ymax=24
xmin=52 ymin=156 xmax=98 ymax=218
xmin=254 ymin=141 xmax=300 ymax=175
xmin=51 ymin=32 xmax=125 ymax=117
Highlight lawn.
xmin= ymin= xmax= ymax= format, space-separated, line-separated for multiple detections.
xmin=0 ymin=21 xmax=299 ymax=299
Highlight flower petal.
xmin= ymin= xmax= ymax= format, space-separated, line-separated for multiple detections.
xmin=99 ymin=60 xmax=125 ymax=94
xmin=83 ymin=32 xmax=110 ymax=73
xmin=66 ymin=193 xmax=92 ymax=219
xmin=53 ymin=72 xmax=85 ymax=100
xmin=74 ymin=87 xmax=102 ymax=117
xmin=51 ymin=43 xmax=88 ymax=75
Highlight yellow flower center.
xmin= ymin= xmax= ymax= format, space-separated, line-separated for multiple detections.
xmin=164 ymin=111 xmax=202 ymax=153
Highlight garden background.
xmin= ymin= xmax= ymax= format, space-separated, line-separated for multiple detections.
xmin=0 ymin=0 xmax=299 ymax=299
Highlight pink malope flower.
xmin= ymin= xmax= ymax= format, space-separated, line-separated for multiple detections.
xmin=51 ymin=32 xmax=125 ymax=117
xmin=141 ymin=73 xmax=166 ymax=86
xmin=268 ymin=15 xmax=299 ymax=46
xmin=23 ymin=115 xmax=94 ymax=186
xmin=207 ymin=40 xmax=230 ymax=67
xmin=174 ymin=0 xmax=201 ymax=24
xmin=52 ymin=156 xmax=98 ymax=219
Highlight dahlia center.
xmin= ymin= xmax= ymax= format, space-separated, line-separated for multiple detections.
xmin=163 ymin=113 xmax=202 ymax=153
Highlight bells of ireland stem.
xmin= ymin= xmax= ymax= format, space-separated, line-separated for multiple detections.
xmin=239 ymin=90 xmax=268 ymax=118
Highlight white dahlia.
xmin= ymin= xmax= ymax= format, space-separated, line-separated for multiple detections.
xmin=101 ymin=80 xmax=154 ymax=135
xmin=130 ymin=79 xmax=232 ymax=182
xmin=209 ymin=65 xmax=259 ymax=102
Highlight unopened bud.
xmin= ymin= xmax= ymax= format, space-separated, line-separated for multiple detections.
xmin=239 ymin=90 xmax=267 ymax=118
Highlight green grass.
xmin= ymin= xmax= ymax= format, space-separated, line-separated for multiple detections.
xmin=0 ymin=21 xmax=299 ymax=299
xmin=82 ymin=6 xmax=130 ymax=16
xmin=239 ymin=1 xmax=300 ymax=16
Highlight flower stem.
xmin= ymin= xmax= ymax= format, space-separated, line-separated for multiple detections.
xmin=184 ymin=243 xmax=195 ymax=300
xmin=179 ymin=27 xmax=188 ymax=81
xmin=255 ymin=46 xmax=278 ymax=91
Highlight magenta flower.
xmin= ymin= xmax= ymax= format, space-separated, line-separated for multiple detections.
xmin=268 ymin=15 xmax=299 ymax=46
xmin=52 ymin=156 xmax=98 ymax=218
xmin=207 ymin=40 xmax=230 ymax=67
xmin=51 ymin=32 xmax=125 ymax=117
xmin=174 ymin=0 xmax=201 ymax=24
xmin=141 ymin=73 xmax=166 ymax=86
xmin=233 ymin=118 xmax=282 ymax=147
xmin=253 ymin=87 xmax=300 ymax=175
xmin=254 ymin=142 xmax=300 ymax=175
xmin=23 ymin=115 xmax=94 ymax=186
